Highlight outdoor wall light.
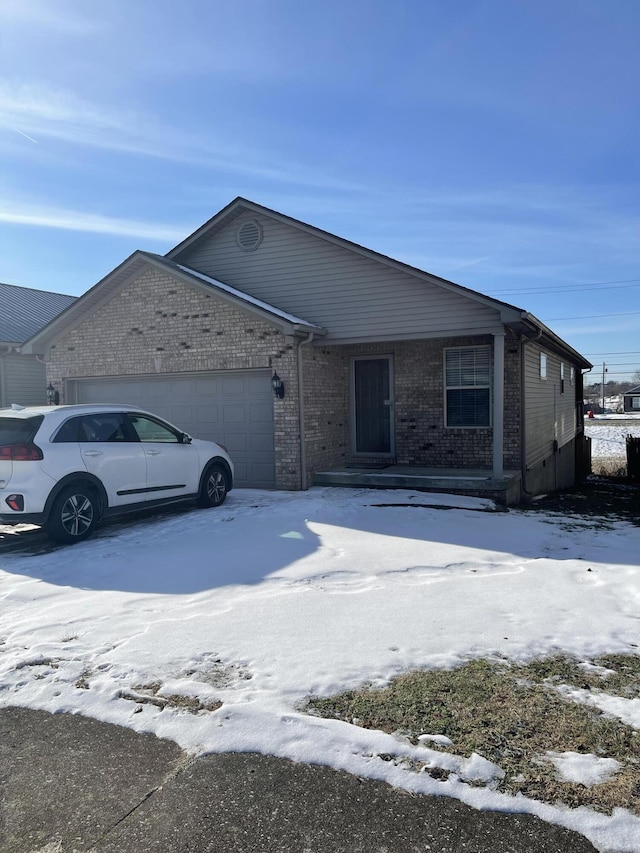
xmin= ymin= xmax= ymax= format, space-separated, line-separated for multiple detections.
xmin=271 ymin=372 xmax=285 ymax=399
xmin=46 ymin=383 xmax=60 ymax=405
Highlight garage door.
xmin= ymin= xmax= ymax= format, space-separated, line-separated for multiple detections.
xmin=74 ymin=372 xmax=275 ymax=489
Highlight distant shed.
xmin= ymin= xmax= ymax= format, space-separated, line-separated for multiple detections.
xmin=623 ymin=385 xmax=640 ymax=414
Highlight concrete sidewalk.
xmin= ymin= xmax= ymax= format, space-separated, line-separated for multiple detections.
xmin=0 ymin=707 xmax=597 ymax=853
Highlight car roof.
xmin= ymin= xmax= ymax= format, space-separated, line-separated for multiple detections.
xmin=0 ymin=404 xmax=146 ymax=419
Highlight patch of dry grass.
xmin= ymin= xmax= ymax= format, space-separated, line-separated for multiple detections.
xmin=120 ymin=681 xmax=222 ymax=713
xmin=303 ymin=655 xmax=640 ymax=814
xmin=591 ymin=456 xmax=627 ymax=477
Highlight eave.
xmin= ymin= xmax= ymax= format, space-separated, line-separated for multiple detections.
xmin=21 ymin=251 xmax=325 ymax=355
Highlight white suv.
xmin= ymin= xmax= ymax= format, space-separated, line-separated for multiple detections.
xmin=0 ymin=404 xmax=234 ymax=544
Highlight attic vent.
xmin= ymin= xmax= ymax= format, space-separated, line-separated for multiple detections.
xmin=236 ymin=219 xmax=263 ymax=252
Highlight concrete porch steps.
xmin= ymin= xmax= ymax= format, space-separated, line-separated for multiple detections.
xmin=313 ymin=466 xmax=522 ymax=505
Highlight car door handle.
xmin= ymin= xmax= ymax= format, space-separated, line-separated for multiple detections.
xmin=83 ymin=450 xmax=103 ymax=457
xmin=146 ymin=449 xmax=161 ymax=455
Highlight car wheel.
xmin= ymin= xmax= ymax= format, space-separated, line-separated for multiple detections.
xmin=199 ymin=463 xmax=229 ymax=508
xmin=46 ymin=484 xmax=100 ymax=543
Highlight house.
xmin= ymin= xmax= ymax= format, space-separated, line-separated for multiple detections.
xmin=623 ymin=386 xmax=640 ymax=413
xmin=21 ymin=197 xmax=592 ymax=503
xmin=0 ymin=282 xmax=76 ymax=407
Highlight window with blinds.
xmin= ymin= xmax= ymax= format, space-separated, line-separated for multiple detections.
xmin=444 ymin=346 xmax=491 ymax=427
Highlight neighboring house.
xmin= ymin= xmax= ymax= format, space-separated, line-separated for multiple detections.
xmin=22 ymin=197 xmax=592 ymax=502
xmin=0 ymin=282 xmax=76 ymax=407
xmin=623 ymin=386 xmax=640 ymax=413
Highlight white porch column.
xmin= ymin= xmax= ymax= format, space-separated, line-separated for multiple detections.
xmin=492 ymin=331 xmax=505 ymax=479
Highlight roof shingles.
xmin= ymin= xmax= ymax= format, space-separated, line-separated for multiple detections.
xmin=0 ymin=282 xmax=76 ymax=344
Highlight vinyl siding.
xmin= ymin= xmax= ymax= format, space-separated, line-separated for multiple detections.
xmin=175 ymin=213 xmax=503 ymax=343
xmin=0 ymin=352 xmax=47 ymax=407
xmin=524 ymin=342 xmax=577 ymax=468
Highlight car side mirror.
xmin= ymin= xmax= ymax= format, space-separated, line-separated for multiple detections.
xmin=181 ymin=432 xmax=192 ymax=444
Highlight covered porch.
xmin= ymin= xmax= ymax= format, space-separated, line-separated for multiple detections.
xmin=312 ymin=465 xmax=522 ymax=506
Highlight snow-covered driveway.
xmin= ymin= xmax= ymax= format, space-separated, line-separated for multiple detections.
xmin=1 ymin=487 xmax=639 ymax=851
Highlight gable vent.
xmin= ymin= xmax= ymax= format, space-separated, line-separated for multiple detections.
xmin=236 ymin=219 xmax=263 ymax=251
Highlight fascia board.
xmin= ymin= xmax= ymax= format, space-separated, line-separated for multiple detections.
xmin=145 ymin=255 xmax=325 ymax=337
xmin=518 ymin=312 xmax=592 ymax=369
xmin=21 ymin=252 xmax=151 ymax=354
xmin=22 ymin=250 xmax=325 ymax=355
xmin=315 ymin=326 xmax=506 ymax=346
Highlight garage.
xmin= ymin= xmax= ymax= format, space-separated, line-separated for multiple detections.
xmin=71 ymin=371 xmax=275 ymax=489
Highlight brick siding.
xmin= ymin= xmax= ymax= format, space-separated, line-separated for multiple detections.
xmin=45 ymin=267 xmax=301 ymax=489
xmin=303 ymin=336 xmax=522 ymax=479
xmin=45 ymin=266 xmax=522 ymax=490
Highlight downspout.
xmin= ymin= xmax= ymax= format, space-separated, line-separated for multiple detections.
xmin=0 ymin=351 xmax=6 ymax=408
xmin=297 ymin=332 xmax=315 ymax=490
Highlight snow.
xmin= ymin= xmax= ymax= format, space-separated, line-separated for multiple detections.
xmin=585 ymin=417 xmax=640 ymax=460
xmin=545 ymin=752 xmax=621 ymax=787
xmin=1 ymin=486 xmax=639 ymax=852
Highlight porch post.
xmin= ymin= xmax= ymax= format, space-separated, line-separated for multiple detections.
xmin=492 ymin=331 xmax=505 ymax=478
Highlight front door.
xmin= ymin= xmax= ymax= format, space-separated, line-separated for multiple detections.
xmin=352 ymin=356 xmax=394 ymax=456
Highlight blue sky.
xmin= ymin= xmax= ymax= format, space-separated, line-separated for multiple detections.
xmin=0 ymin=0 xmax=638 ymax=383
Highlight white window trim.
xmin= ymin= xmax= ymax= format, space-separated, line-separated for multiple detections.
xmin=540 ymin=352 xmax=547 ymax=380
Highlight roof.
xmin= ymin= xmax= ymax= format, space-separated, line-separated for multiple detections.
xmin=166 ymin=197 xmax=592 ymax=370
xmin=22 ymin=250 xmax=325 ymax=354
xmin=624 ymin=385 xmax=640 ymax=395
xmin=21 ymin=197 xmax=591 ymax=369
xmin=167 ymin=197 xmax=529 ymax=317
xmin=0 ymin=282 xmax=76 ymax=345
xmin=151 ymin=254 xmax=322 ymax=330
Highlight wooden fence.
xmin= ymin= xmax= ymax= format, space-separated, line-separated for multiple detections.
xmin=626 ymin=435 xmax=640 ymax=481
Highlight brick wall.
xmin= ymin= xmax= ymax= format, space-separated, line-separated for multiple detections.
xmin=302 ymin=335 xmax=522 ymax=480
xmin=44 ymin=265 xmax=523 ymax=490
xmin=45 ymin=267 xmax=302 ymax=489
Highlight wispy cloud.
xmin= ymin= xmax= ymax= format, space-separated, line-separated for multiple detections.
xmin=0 ymin=81 xmax=361 ymax=193
xmin=0 ymin=0 xmax=101 ymax=34
xmin=0 ymin=81 xmax=133 ymax=138
xmin=0 ymin=202 xmax=185 ymax=242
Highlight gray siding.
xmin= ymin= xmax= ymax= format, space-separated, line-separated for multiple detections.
xmin=174 ymin=213 xmax=503 ymax=343
xmin=0 ymin=352 xmax=47 ymax=407
xmin=524 ymin=342 xmax=577 ymax=469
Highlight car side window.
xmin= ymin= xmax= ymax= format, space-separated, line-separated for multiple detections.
xmin=52 ymin=417 xmax=82 ymax=443
xmin=80 ymin=414 xmax=129 ymax=443
xmin=127 ymin=415 xmax=181 ymax=443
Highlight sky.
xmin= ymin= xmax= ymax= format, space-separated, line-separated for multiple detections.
xmin=2 ymin=473 xmax=640 ymax=851
xmin=0 ymin=0 xmax=638 ymax=383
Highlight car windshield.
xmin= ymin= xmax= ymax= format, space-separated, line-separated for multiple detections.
xmin=0 ymin=416 xmax=44 ymax=445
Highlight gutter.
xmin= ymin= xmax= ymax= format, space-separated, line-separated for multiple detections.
xmin=297 ymin=332 xmax=315 ymax=490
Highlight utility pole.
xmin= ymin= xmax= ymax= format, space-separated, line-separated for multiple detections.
xmin=601 ymin=362 xmax=607 ymax=412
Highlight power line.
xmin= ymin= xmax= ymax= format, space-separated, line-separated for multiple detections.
xmin=585 ymin=362 xmax=640 ymax=367
xmin=545 ymin=311 xmax=640 ymax=321
xmin=487 ymin=279 xmax=640 ymax=296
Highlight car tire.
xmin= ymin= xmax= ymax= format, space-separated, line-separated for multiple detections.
xmin=46 ymin=484 xmax=100 ymax=544
xmin=198 ymin=462 xmax=229 ymax=508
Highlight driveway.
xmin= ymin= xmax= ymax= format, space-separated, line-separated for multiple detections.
xmin=0 ymin=706 xmax=597 ymax=853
